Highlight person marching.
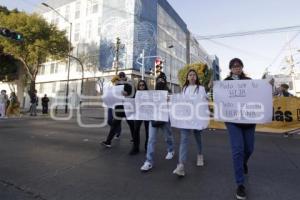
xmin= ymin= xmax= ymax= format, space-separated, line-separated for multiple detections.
xmin=129 ymin=80 xmax=149 ymax=155
xmin=140 ymin=72 xmax=175 ymax=172
xmin=173 ymin=69 xmax=206 ymax=177
xmin=224 ymin=58 xmax=256 ymax=200
xmin=102 ymin=72 xmax=135 ymax=148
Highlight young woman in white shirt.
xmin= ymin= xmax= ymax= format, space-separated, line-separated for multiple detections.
xmin=173 ymin=69 xmax=206 ymax=177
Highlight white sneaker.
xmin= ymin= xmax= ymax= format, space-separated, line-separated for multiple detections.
xmin=165 ymin=151 xmax=175 ymax=160
xmin=140 ymin=161 xmax=152 ymax=172
xmin=197 ymin=154 xmax=204 ymax=166
xmin=173 ymin=164 xmax=185 ymax=177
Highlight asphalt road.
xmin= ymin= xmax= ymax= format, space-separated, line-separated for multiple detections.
xmin=0 ymin=116 xmax=299 ymax=200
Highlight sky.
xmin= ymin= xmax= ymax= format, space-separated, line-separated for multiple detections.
xmin=1 ymin=0 xmax=300 ymax=78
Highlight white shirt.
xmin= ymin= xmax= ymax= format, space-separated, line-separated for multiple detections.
xmin=183 ymin=85 xmax=206 ymax=96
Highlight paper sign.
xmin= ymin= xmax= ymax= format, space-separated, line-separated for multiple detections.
xmin=102 ymin=85 xmax=124 ymax=108
xmin=213 ymin=80 xmax=273 ymax=124
xmin=170 ymin=94 xmax=209 ymax=130
xmin=123 ymin=98 xmax=136 ymax=120
xmin=135 ymin=90 xmax=169 ymax=122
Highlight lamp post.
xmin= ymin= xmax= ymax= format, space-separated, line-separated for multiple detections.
xmin=42 ymin=2 xmax=72 ymax=114
xmin=168 ymin=45 xmax=174 ymax=92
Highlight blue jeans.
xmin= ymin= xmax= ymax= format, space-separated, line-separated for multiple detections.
xmin=225 ymin=122 xmax=256 ymax=186
xmin=179 ymin=129 xmax=202 ymax=164
xmin=146 ymin=121 xmax=174 ymax=165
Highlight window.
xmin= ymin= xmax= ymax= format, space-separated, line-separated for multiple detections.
xmin=39 ymin=84 xmax=44 ymax=94
xmin=50 ymin=63 xmax=55 ymax=74
xmin=86 ymin=0 xmax=92 ymax=16
xmin=55 ymin=63 xmax=59 ymax=73
xmin=86 ymin=20 xmax=92 ymax=38
xmin=75 ymin=1 xmax=80 ymax=19
xmin=65 ymin=5 xmax=70 ymax=21
xmin=74 ymin=23 xmax=80 ymax=41
xmin=52 ymin=82 xmax=56 ymax=93
xmin=92 ymin=0 xmax=98 ymax=13
xmin=98 ymin=17 xmax=101 ymax=36
xmin=39 ymin=65 xmax=45 ymax=75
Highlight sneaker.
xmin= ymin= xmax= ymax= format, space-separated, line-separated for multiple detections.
xmin=140 ymin=161 xmax=152 ymax=172
xmin=114 ymin=135 xmax=120 ymax=140
xmin=236 ymin=185 xmax=246 ymax=200
xmin=196 ymin=154 xmax=204 ymax=166
xmin=165 ymin=151 xmax=175 ymax=160
xmin=173 ymin=164 xmax=185 ymax=177
xmin=129 ymin=148 xmax=139 ymax=155
xmin=101 ymin=141 xmax=112 ymax=148
xmin=244 ymin=163 xmax=248 ymax=175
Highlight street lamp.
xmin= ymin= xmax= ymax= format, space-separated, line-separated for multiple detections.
xmin=168 ymin=45 xmax=174 ymax=92
xmin=42 ymin=2 xmax=72 ymax=114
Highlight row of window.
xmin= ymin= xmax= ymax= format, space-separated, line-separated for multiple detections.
xmin=51 ymin=0 xmax=99 ymax=24
xmin=74 ymin=17 xmax=101 ymax=42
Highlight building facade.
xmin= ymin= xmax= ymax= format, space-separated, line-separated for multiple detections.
xmin=29 ymin=0 xmax=216 ymax=108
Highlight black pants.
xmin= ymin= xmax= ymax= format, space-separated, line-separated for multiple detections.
xmin=105 ymin=119 xmax=134 ymax=144
xmin=42 ymin=105 xmax=48 ymax=114
xmin=132 ymin=120 xmax=149 ymax=151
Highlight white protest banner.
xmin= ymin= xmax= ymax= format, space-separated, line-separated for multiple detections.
xmin=213 ymin=80 xmax=273 ymax=124
xmin=170 ymin=94 xmax=209 ymax=130
xmin=135 ymin=90 xmax=169 ymax=122
xmin=123 ymin=98 xmax=136 ymax=120
xmin=102 ymin=85 xmax=124 ymax=108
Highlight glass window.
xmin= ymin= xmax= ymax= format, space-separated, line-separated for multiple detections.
xmin=98 ymin=17 xmax=101 ymax=36
xmin=75 ymin=1 xmax=80 ymax=19
xmin=92 ymin=0 xmax=98 ymax=13
xmin=65 ymin=5 xmax=70 ymax=21
xmin=74 ymin=23 xmax=80 ymax=41
xmin=86 ymin=0 xmax=92 ymax=16
xmin=86 ymin=20 xmax=92 ymax=38
xmin=52 ymin=82 xmax=56 ymax=93
xmin=50 ymin=63 xmax=55 ymax=74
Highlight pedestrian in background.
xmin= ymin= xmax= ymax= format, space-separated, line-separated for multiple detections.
xmin=277 ymin=83 xmax=293 ymax=97
xmin=30 ymin=90 xmax=38 ymax=116
xmin=42 ymin=94 xmax=50 ymax=114
xmin=224 ymin=58 xmax=256 ymax=200
xmin=173 ymin=69 xmax=206 ymax=177
xmin=129 ymin=80 xmax=149 ymax=155
xmin=0 ymin=90 xmax=8 ymax=118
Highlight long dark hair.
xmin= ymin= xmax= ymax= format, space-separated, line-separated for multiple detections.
xmin=182 ymin=69 xmax=201 ymax=93
xmin=227 ymin=58 xmax=247 ymax=79
xmin=137 ymin=80 xmax=148 ymax=90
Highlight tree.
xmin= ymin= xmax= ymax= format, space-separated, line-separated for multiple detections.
xmin=177 ymin=63 xmax=213 ymax=91
xmin=0 ymin=10 xmax=70 ymax=92
xmin=0 ymin=53 xmax=19 ymax=82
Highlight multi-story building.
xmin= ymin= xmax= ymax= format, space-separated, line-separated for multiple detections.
xmin=26 ymin=0 xmax=218 ymax=108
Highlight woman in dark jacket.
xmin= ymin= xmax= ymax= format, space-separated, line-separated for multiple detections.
xmin=129 ymin=80 xmax=149 ymax=155
xmin=224 ymin=58 xmax=255 ymax=200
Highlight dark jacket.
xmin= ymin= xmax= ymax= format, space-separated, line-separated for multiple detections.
xmin=42 ymin=97 xmax=50 ymax=106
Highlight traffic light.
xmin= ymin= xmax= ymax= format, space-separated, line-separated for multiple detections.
xmin=0 ymin=28 xmax=23 ymax=41
xmin=155 ymin=59 xmax=163 ymax=77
